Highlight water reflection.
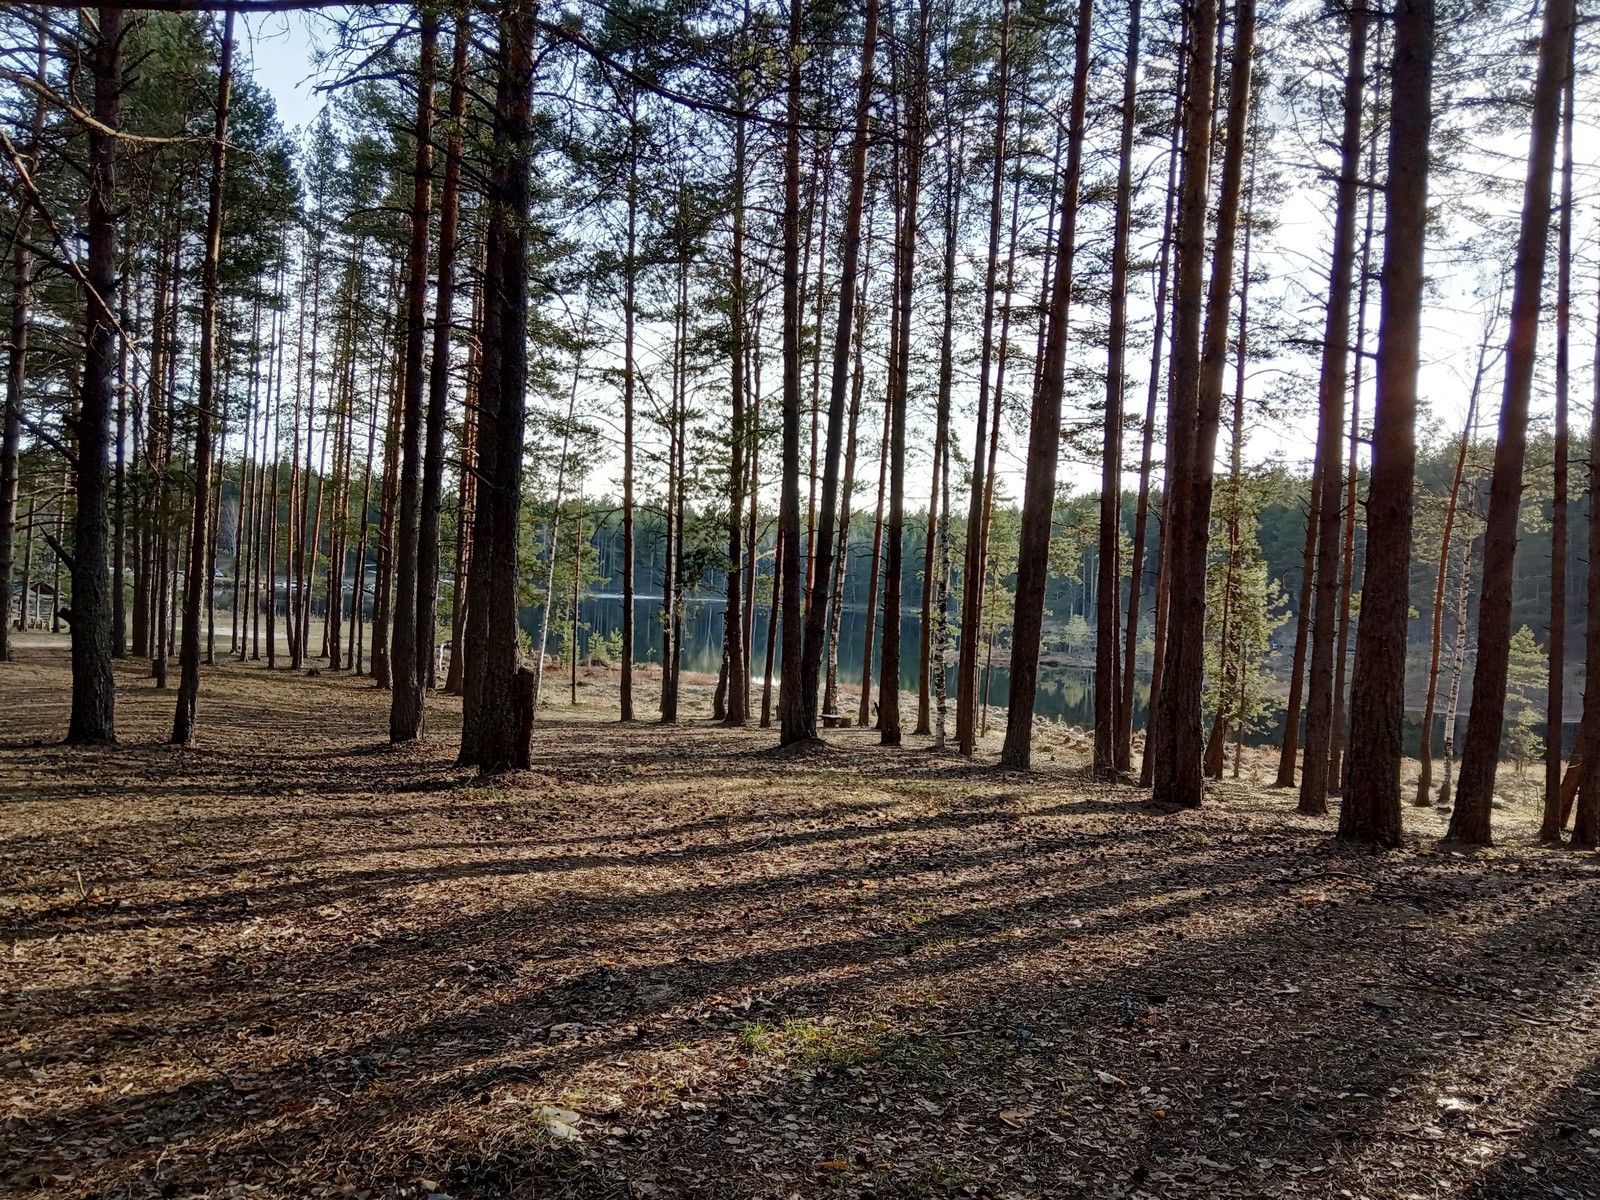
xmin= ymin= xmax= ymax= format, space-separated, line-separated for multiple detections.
xmin=531 ymin=594 xmax=1149 ymax=729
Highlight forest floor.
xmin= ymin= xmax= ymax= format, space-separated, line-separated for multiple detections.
xmin=3 ymin=636 xmax=1600 ymax=1200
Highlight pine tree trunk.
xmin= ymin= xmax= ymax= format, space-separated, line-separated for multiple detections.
xmin=173 ymin=7 xmax=234 ymax=744
xmin=67 ymin=6 xmax=123 ymax=745
xmin=957 ymin=0 xmax=1011 ymax=756
xmin=1341 ymin=0 xmax=1436 ymax=846
xmin=461 ymin=0 xmax=536 ymax=772
xmin=1139 ymin=0 xmax=1206 ymax=791
xmin=1296 ymin=0 xmax=1367 ymax=812
xmin=1572 ymin=256 xmax=1600 ymax=846
xmin=824 ymin=265 xmax=869 ymax=718
xmin=418 ymin=13 xmax=469 ymax=701
xmin=878 ymin=0 xmax=932 ymax=749
xmin=621 ymin=96 xmax=640 ymax=723
xmin=777 ymin=0 xmax=811 ymax=746
xmin=1205 ymin=163 xmax=1255 ymax=784
xmin=389 ymin=13 xmax=437 ymax=741
xmin=725 ymin=85 xmax=750 ymax=727
xmin=444 ymin=273 xmax=480 ymax=697
xmin=1 ymin=32 xmax=45 ymax=666
xmin=801 ymin=0 xmax=877 ymax=739
xmin=928 ymin=118 xmax=959 ymax=749
xmin=1154 ymin=0 xmax=1251 ymax=809
xmin=1121 ymin=53 xmax=1182 ymax=777
xmin=369 ymin=363 xmax=401 ymax=687
xmin=1450 ymin=0 xmax=1572 ymax=846
xmin=1095 ymin=0 xmax=1141 ymax=779
xmin=1540 ymin=26 xmax=1575 ymax=842
xmin=1000 ymin=0 xmax=1093 ymax=770
xmin=1327 ymin=125 xmax=1376 ymax=794
xmin=762 ymin=524 xmax=783 ymax=728
xmin=858 ymin=381 xmax=890 ymax=728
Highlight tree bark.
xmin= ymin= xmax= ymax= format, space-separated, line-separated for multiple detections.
xmin=1140 ymin=0 xmax=1211 ymax=791
xmin=1341 ymin=0 xmax=1436 ymax=847
xmin=1296 ymin=0 xmax=1367 ymax=812
xmin=1572 ymin=247 xmax=1600 ymax=845
xmin=173 ymin=6 xmax=235 ymax=744
xmin=1450 ymin=0 xmax=1571 ymax=846
xmin=800 ymin=0 xmax=877 ymax=741
xmin=417 ymin=12 xmax=469 ymax=701
xmin=1095 ymin=0 xmax=1141 ymax=779
xmin=825 ymin=253 xmax=870 ymax=718
xmin=1154 ymin=0 xmax=1251 ymax=809
xmin=444 ymin=266 xmax=481 ymax=696
xmin=1540 ymin=22 xmax=1576 ymax=842
xmin=777 ymin=0 xmax=810 ymax=746
xmin=722 ymin=33 xmax=753 ymax=727
xmin=0 ymin=30 xmax=45 ymax=666
xmin=1000 ymin=0 xmax=1093 ymax=770
xmin=460 ymin=0 xmax=536 ymax=773
xmin=621 ymin=95 xmax=640 ymax=722
xmin=1121 ymin=54 xmax=1183 ymax=777
xmin=389 ymin=11 xmax=438 ymax=742
xmin=878 ymin=0 xmax=932 ymax=749
xmin=957 ymin=0 xmax=1011 ymax=756
xmin=67 ymin=6 xmax=124 ymax=746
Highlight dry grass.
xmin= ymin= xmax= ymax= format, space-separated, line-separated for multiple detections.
xmin=2 ymin=636 xmax=1598 ymax=1200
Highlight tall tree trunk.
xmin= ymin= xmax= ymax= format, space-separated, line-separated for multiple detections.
xmin=418 ymin=13 xmax=469 ymax=702
xmin=825 ymin=250 xmax=870 ymax=718
xmin=801 ymin=0 xmax=877 ymax=738
xmin=173 ymin=4 xmax=233 ymax=744
xmin=1540 ymin=23 xmax=1575 ymax=842
xmin=389 ymin=12 xmax=438 ymax=741
xmin=1 ymin=31 xmax=45 ymax=665
xmin=743 ymin=313 xmax=763 ymax=687
xmin=1450 ymin=0 xmax=1571 ymax=846
xmin=1095 ymin=0 xmax=1141 ymax=779
xmin=1296 ymin=0 xmax=1367 ymax=811
xmin=762 ymin=523 xmax=782 ymax=728
xmin=928 ymin=118 xmax=960 ymax=749
xmin=1328 ymin=104 xmax=1377 ymax=795
xmin=266 ymin=308 xmax=284 ymax=670
xmin=1204 ymin=153 xmax=1255 ymax=783
xmin=351 ymin=352 xmax=382 ymax=674
xmin=1121 ymin=56 xmax=1182 ymax=776
xmin=957 ymin=0 xmax=1011 ymax=756
xmin=1341 ymin=0 xmax=1435 ymax=846
xmin=1573 ymin=284 xmax=1600 ymax=846
xmin=1154 ymin=0 xmax=1249 ymax=809
xmin=858 ymin=377 xmax=890 ymax=728
xmin=878 ymin=0 xmax=932 ymax=749
xmin=1000 ymin=0 xmax=1093 ymax=770
xmin=67 ymin=6 xmax=123 ymax=745
xmin=445 ymin=250 xmax=482 ymax=695
xmin=461 ymin=0 xmax=536 ymax=772
xmin=661 ymin=272 xmax=684 ymax=724
xmin=777 ymin=0 xmax=811 ymax=745
xmin=724 ymin=63 xmax=750 ymax=728
xmin=620 ymin=95 xmax=640 ymax=722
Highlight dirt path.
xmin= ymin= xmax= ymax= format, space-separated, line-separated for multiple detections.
xmin=2 ymin=644 xmax=1598 ymax=1199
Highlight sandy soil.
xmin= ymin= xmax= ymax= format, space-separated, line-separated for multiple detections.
xmin=2 ymin=638 xmax=1598 ymax=1200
